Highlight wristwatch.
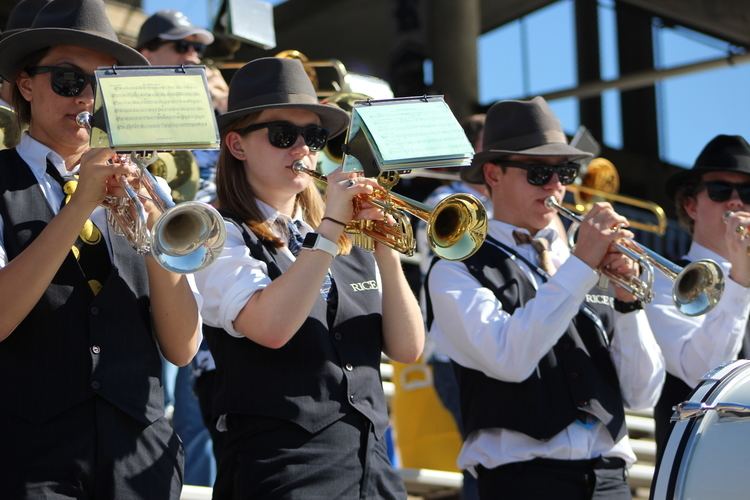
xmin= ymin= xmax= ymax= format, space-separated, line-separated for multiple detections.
xmin=302 ymin=232 xmax=338 ymax=257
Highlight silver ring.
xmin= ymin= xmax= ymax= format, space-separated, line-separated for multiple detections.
xmin=736 ymin=224 xmax=748 ymax=238
xmin=347 ymin=178 xmax=356 ymax=188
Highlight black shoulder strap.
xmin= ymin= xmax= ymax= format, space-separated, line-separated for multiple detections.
xmin=423 ymin=256 xmax=441 ymax=330
xmin=219 ymin=210 xmax=283 ymax=280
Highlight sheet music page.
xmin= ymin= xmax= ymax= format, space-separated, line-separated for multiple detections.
xmin=98 ymin=71 xmax=219 ymax=149
xmin=354 ymin=100 xmax=473 ymax=164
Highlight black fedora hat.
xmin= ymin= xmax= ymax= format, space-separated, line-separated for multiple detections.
xmin=1 ymin=0 xmax=53 ymax=41
xmin=218 ymin=57 xmax=349 ymax=137
xmin=666 ymin=134 xmax=750 ymax=199
xmin=0 ymin=0 xmax=148 ymax=80
xmin=461 ymin=96 xmax=592 ymax=184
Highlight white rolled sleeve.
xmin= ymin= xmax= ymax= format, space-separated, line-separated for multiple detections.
xmin=194 ymin=222 xmax=271 ymax=338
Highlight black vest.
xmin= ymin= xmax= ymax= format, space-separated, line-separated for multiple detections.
xmin=426 ymin=240 xmax=626 ymax=442
xmin=653 ymin=257 xmax=750 ymax=461
xmin=0 ymin=149 xmax=163 ymax=425
xmin=204 ymin=221 xmax=389 ymax=437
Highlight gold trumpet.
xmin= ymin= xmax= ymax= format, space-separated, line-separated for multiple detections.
xmin=546 ymin=196 xmax=724 ymax=316
xmin=292 ymin=161 xmax=487 ymax=260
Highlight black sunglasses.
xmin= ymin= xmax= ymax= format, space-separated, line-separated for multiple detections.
xmin=699 ymin=180 xmax=750 ymax=204
xmin=501 ymin=161 xmax=580 ymax=186
xmin=170 ymin=40 xmax=207 ymax=56
xmin=240 ymin=121 xmax=329 ymax=151
xmin=26 ymin=66 xmax=96 ymax=98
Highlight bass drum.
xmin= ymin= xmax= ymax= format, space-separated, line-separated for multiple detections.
xmin=652 ymin=359 xmax=750 ymax=499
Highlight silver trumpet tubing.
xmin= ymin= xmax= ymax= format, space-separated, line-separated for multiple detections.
xmin=75 ymin=112 xmax=226 ymax=273
xmin=546 ymin=196 xmax=724 ymax=316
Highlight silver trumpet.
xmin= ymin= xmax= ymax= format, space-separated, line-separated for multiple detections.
xmin=546 ymin=196 xmax=724 ymax=316
xmin=76 ymin=112 xmax=226 ymax=273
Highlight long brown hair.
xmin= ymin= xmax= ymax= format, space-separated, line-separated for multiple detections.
xmin=215 ymin=112 xmax=352 ymax=254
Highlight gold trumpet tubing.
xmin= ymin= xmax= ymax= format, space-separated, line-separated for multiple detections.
xmin=352 ymin=194 xmax=417 ymax=255
xmin=290 ymin=161 xmax=487 ymax=260
xmin=566 ymin=184 xmax=668 ymax=235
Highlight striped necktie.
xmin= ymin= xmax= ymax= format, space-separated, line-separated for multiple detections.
xmin=286 ymin=219 xmax=333 ymax=301
xmin=512 ymin=230 xmax=556 ymax=275
xmin=46 ymin=160 xmax=111 ymax=296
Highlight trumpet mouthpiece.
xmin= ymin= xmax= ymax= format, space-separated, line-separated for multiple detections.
xmin=75 ymin=111 xmax=91 ymax=129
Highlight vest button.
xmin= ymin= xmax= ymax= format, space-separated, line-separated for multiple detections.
xmin=90 ymin=306 xmax=99 ymax=316
xmin=334 ymin=332 xmax=342 ymax=341
xmin=91 ymin=345 xmax=101 ymax=355
xmin=345 ymin=363 xmax=353 ymax=371
xmin=91 ymin=380 xmax=101 ymax=390
xmin=349 ymin=394 xmax=355 ymax=402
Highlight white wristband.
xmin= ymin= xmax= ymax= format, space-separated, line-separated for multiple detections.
xmin=302 ymin=232 xmax=338 ymax=257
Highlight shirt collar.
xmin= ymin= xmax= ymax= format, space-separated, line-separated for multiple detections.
xmin=489 ymin=218 xmax=569 ymax=258
xmin=16 ymin=132 xmax=74 ymax=181
xmin=256 ymin=199 xmax=310 ymax=236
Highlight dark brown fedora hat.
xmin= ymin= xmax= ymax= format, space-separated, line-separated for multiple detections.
xmin=666 ymin=134 xmax=750 ymax=199
xmin=461 ymin=96 xmax=592 ymax=184
xmin=218 ymin=57 xmax=349 ymax=137
xmin=0 ymin=0 xmax=148 ymax=80
xmin=1 ymin=0 xmax=53 ymax=41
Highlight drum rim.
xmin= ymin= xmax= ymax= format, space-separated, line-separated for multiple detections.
xmin=652 ymin=359 xmax=750 ymax=499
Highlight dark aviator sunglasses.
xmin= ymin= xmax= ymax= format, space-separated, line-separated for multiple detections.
xmin=26 ymin=66 xmax=96 ymax=98
xmin=169 ymin=40 xmax=207 ymax=56
xmin=239 ymin=121 xmax=329 ymax=151
xmin=500 ymin=161 xmax=581 ymax=186
xmin=699 ymin=180 xmax=750 ymax=204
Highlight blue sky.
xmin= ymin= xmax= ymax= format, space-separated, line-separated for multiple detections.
xmin=145 ymin=0 xmax=750 ymax=168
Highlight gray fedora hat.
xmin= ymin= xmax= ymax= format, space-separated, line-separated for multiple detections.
xmin=218 ymin=57 xmax=349 ymax=137
xmin=0 ymin=0 xmax=148 ymax=80
xmin=0 ymin=0 xmax=47 ymax=85
xmin=666 ymin=134 xmax=750 ymax=200
xmin=1 ymin=0 xmax=53 ymax=41
xmin=136 ymin=10 xmax=214 ymax=50
xmin=461 ymin=96 xmax=592 ymax=184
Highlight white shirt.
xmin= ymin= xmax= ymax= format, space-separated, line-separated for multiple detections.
xmin=645 ymin=241 xmax=750 ymax=388
xmin=194 ymin=200 xmax=383 ymax=338
xmin=427 ymin=219 xmax=665 ymax=471
xmin=0 ymin=133 xmax=204 ymax=325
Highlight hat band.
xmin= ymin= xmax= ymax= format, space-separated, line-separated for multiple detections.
xmin=229 ymin=91 xmax=320 ymax=112
xmin=486 ymin=129 xmax=567 ymax=152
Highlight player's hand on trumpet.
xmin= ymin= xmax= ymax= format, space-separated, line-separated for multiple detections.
xmin=723 ymin=210 xmax=750 ymax=286
xmin=73 ymin=148 xmax=138 ymax=210
xmin=572 ymin=202 xmax=634 ymax=271
xmin=601 ymin=248 xmax=640 ymax=302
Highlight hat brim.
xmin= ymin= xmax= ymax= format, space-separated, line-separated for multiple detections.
xmin=156 ymin=28 xmax=214 ymax=46
xmin=218 ymin=102 xmax=350 ymax=139
xmin=461 ymin=143 xmax=593 ymax=184
xmin=0 ymin=28 xmax=148 ymax=80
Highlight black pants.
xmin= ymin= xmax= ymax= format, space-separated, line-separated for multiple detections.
xmin=0 ymin=397 xmax=183 ymax=499
xmin=214 ymin=411 xmax=406 ymax=500
xmin=477 ymin=457 xmax=631 ymax=500
xmin=194 ymin=369 xmax=225 ymax=460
